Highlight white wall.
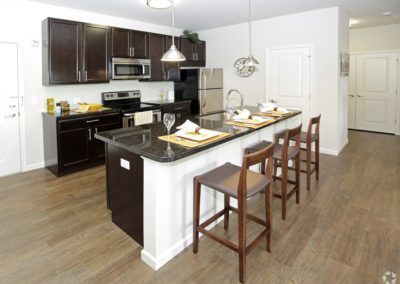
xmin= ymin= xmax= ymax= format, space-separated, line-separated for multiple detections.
xmin=199 ymin=7 xmax=348 ymax=155
xmin=337 ymin=8 xmax=350 ymax=151
xmin=0 ymin=1 xmax=179 ymax=170
xmin=350 ymin=23 xmax=400 ymax=52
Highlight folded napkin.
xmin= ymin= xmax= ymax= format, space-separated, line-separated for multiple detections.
xmin=251 ymin=116 xmax=269 ymax=122
xmin=234 ymin=109 xmax=252 ymax=120
xmin=259 ymin=103 xmax=275 ymax=112
xmin=176 ymin=119 xmax=208 ymax=134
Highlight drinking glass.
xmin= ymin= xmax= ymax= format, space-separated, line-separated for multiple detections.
xmin=226 ymin=106 xmax=235 ymax=120
xmin=163 ymin=113 xmax=175 ymax=136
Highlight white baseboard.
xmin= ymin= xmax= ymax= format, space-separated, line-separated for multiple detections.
xmin=320 ymin=139 xmax=349 ymax=156
xmin=141 ymin=234 xmax=193 ymax=271
xmin=22 ymin=162 xmax=44 ymax=172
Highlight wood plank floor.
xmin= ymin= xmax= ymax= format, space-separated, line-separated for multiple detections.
xmin=0 ymin=130 xmax=399 ymax=283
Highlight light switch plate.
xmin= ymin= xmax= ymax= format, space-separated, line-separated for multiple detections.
xmin=120 ymin=158 xmax=130 ymax=170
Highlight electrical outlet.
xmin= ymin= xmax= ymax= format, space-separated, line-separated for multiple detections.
xmin=72 ymin=97 xmax=81 ymax=104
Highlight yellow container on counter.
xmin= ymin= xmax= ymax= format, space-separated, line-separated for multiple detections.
xmin=47 ymin=97 xmax=55 ymax=112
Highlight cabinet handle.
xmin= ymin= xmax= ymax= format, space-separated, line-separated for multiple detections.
xmin=132 ymin=46 xmax=135 ymax=57
xmin=196 ymin=53 xmax=198 ymax=61
xmin=95 ymin=127 xmax=98 ymax=134
xmin=357 ymin=95 xmax=364 ymax=98
xmin=174 ymin=107 xmax=184 ymax=110
xmin=88 ymin=128 xmax=92 ymax=141
xmin=85 ymin=70 xmax=88 ymax=82
xmin=349 ymin=94 xmax=355 ymax=97
xmin=86 ymin=119 xmax=100 ymax=123
xmin=193 ymin=53 xmax=196 ymax=60
xmin=78 ymin=71 xmax=81 ymax=82
xmin=129 ymin=47 xmax=132 ymax=57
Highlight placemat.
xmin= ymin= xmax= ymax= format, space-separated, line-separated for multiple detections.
xmin=253 ymin=111 xmax=293 ymax=118
xmin=71 ymin=107 xmax=111 ymax=113
xmin=224 ymin=119 xmax=275 ymax=129
xmin=158 ymin=132 xmax=232 ymax=148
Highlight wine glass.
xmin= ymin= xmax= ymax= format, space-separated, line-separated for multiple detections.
xmin=163 ymin=113 xmax=175 ymax=136
xmin=226 ymin=105 xmax=235 ymax=120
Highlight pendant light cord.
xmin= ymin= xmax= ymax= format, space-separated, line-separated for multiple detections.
xmin=171 ymin=0 xmax=175 ymax=46
xmin=248 ymin=0 xmax=252 ymax=55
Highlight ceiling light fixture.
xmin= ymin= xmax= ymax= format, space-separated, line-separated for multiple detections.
xmin=161 ymin=0 xmax=186 ymax=62
xmin=382 ymin=11 xmax=393 ymax=16
xmin=244 ymin=0 xmax=259 ymax=67
xmin=146 ymin=0 xmax=172 ymax=9
xmin=349 ymin=19 xmax=358 ymax=27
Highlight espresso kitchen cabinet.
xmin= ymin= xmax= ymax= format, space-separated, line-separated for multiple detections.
xmin=164 ymin=36 xmax=181 ymax=81
xmin=42 ymin=18 xmax=110 ymax=85
xmin=180 ymin=38 xmax=206 ymax=67
xmin=42 ymin=111 xmax=121 ymax=176
xmin=111 ymin=28 xmax=149 ymax=58
xmin=148 ymin=33 xmax=166 ymax=81
xmin=161 ymin=101 xmax=191 ymax=118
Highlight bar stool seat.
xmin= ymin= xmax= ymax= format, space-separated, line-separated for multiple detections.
xmin=198 ymin=162 xmax=270 ymax=199
xmin=297 ymin=132 xmax=318 ymax=143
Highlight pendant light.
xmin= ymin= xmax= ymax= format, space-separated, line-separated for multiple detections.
xmin=147 ymin=0 xmax=172 ymax=9
xmin=161 ymin=0 xmax=186 ymax=62
xmin=244 ymin=0 xmax=259 ymax=67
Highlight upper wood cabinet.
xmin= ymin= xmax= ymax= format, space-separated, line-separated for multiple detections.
xmin=111 ymin=28 xmax=149 ymax=59
xmin=180 ymin=38 xmax=206 ymax=66
xmin=148 ymin=33 xmax=166 ymax=81
xmin=42 ymin=18 xmax=109 ymax=85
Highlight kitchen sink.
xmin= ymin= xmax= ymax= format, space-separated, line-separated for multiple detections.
xmin=197 ymin=111 xmax=228 ymax=121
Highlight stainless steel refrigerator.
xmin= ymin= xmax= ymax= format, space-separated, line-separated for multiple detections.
xmin=174 ymin=68 xmax=223 ymax=115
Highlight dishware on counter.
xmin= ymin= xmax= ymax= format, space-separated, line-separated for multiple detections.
xmin=163 ymin=113 xmax=176 ymax=136
xmin=55 ymin=103 xmax=61 ymax=114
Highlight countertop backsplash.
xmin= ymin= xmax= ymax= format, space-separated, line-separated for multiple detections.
xmin=42 ymin=80 xmax=174 ymax=109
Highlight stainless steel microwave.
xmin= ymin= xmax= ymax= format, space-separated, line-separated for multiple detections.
xmin=111 ymin=58 xmax=151 ymax=80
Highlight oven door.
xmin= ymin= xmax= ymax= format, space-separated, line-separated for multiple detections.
xmin=123 ymin=110 xmax=161 ymax=128
xmin=112 ymin=58 xmax=151 ymax=80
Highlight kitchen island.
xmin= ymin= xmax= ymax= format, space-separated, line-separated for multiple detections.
xmin=95 ymin=108 xmax=301 ymax=270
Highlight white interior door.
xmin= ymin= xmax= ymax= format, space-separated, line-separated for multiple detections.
xmin=355 ymin=52 xmax=397 ymax=133
xmin=348 ymin=55 xmax=357 ymax=129
xmin=267 ymin=46 xmax=311 ymax=125
xmin=0 ymin=42 xmax=21 ymax=177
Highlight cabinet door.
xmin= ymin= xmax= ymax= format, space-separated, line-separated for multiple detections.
xmin=111 ymin=28 xmax=130 ymax=57
xmin=83 ymin=24 xmax=109 ymax=83
xmin=195 ymin=41 xmax=206 ymax=63
xmin=48 ymin=19 xmax=81 ymax=84
xmin=131 ymin=31 xmax=149 ymax=59
xmin=91 ymin=122 xmax=121 ymax=161
xmin=180 ymin=38 xmax=194 ymax=61
xmin=58 ymin=128 xmax=91 ymax=171
xmin=162 ymin=102 xmax=191 ymax=118
xmin=148 ymin=33 xmax=166 ymax=81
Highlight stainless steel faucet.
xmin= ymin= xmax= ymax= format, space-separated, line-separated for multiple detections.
xmin=226 ymin=89 xmax=244 ymax=111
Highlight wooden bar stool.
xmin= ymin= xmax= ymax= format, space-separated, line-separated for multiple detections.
xmin=289 ymin=115 xmax=321 ymax=190
xmin=245 ymin=124 xmax=302 ymax=220
xmin=193 ymin=143 xmax=275 ymax=283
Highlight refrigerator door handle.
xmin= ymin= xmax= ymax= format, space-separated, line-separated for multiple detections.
xmin=202 ymin=92 xmax=207 ymax=108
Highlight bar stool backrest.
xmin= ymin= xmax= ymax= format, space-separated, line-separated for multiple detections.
xmin=238 ymin=142 xmax=275 ymax=199
xmin=275 ymin=124 xmax=302 ymax=161
xmin=308 ymin=114 xmax=321 ymax=141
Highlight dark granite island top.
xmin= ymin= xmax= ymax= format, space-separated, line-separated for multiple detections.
xmin=94 ymin=107 xmax=301 ymax=163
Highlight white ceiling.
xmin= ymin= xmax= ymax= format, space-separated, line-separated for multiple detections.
xmin=28 ymin=0 xmax=400 ymax=30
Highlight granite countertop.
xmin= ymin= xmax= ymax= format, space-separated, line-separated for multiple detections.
xmin=95 ymin=107 xmax=301 ymax=163
xmin=143 ymin=99 xmax=191 ymax=106
xmin=42 ymin=108 xmax=120 ymax=119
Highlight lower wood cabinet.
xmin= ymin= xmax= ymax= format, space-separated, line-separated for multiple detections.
xmin=42 ymin=111 xmax=121 ymax=176
xmin=161 ymin=101 xmax=191 ymax=118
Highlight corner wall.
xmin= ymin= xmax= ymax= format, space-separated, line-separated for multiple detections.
xmin=199 ymin=7 xmax=347 ymax=155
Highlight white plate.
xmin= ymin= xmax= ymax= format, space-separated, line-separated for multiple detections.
xmin=175 ymin=129 xmax=221 ymax=141
xmin=233 ymin=117 xmax=269 ymax=125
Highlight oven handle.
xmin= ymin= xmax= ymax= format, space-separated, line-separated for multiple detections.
xmin=142 ymin=64 xmax=146 ymax=76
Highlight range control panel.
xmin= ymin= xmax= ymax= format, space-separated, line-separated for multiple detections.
xmin=102 ymin=90 xmax=141 ymax=101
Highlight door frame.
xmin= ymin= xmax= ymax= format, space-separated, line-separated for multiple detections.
xmin=349 ymin=49 xmax=400 ymax=135
xmin=0 ymin=40 xmax=26 ymax=174
xmin=265 ymin=43 xmax=314 ymax=126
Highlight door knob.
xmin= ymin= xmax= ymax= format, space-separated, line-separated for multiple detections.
xmin=357 ymin=95 xmax=364 ymax=98
xmin=4 ymin=113 xmax=16 ymax=118
xmin=348 ymin=94 xmax=355 ymax=97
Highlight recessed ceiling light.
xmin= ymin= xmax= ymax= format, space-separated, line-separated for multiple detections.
xmin=382 ymin=11 xmax=393 ymax=16
xmin=147 ymin=0 xmax=172 ymax=9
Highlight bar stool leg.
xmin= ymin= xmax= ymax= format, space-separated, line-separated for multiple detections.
xmin=295 ymin=155 xmax=301 ymax=204
xmin=316 ymin=138 xmax=320 ymax=180
xmin=193 ymin=177 xmax=201 ymax=254
xmin=224 ymin=194 xmax=230 ymax=230
xmin=281 ymin=161 xmax=288 ymax=220
xmin=265 ymin=184 xmax=272 ymax=252
xmin=306 ymin=141 xmax=312 ymax=191
xmin=238 ymin=198 xmax=247 ymax=283
xmin=273 ymin=160 xmax=278 ymax=181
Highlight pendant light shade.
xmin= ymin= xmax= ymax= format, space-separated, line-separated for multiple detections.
xmin=147 ymin=0 xmax=172 ymax=9
xmin=245 ymin=0 xmax=259 ymax=66
xmin=161 ymin=0 xmax=186 ymax=62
